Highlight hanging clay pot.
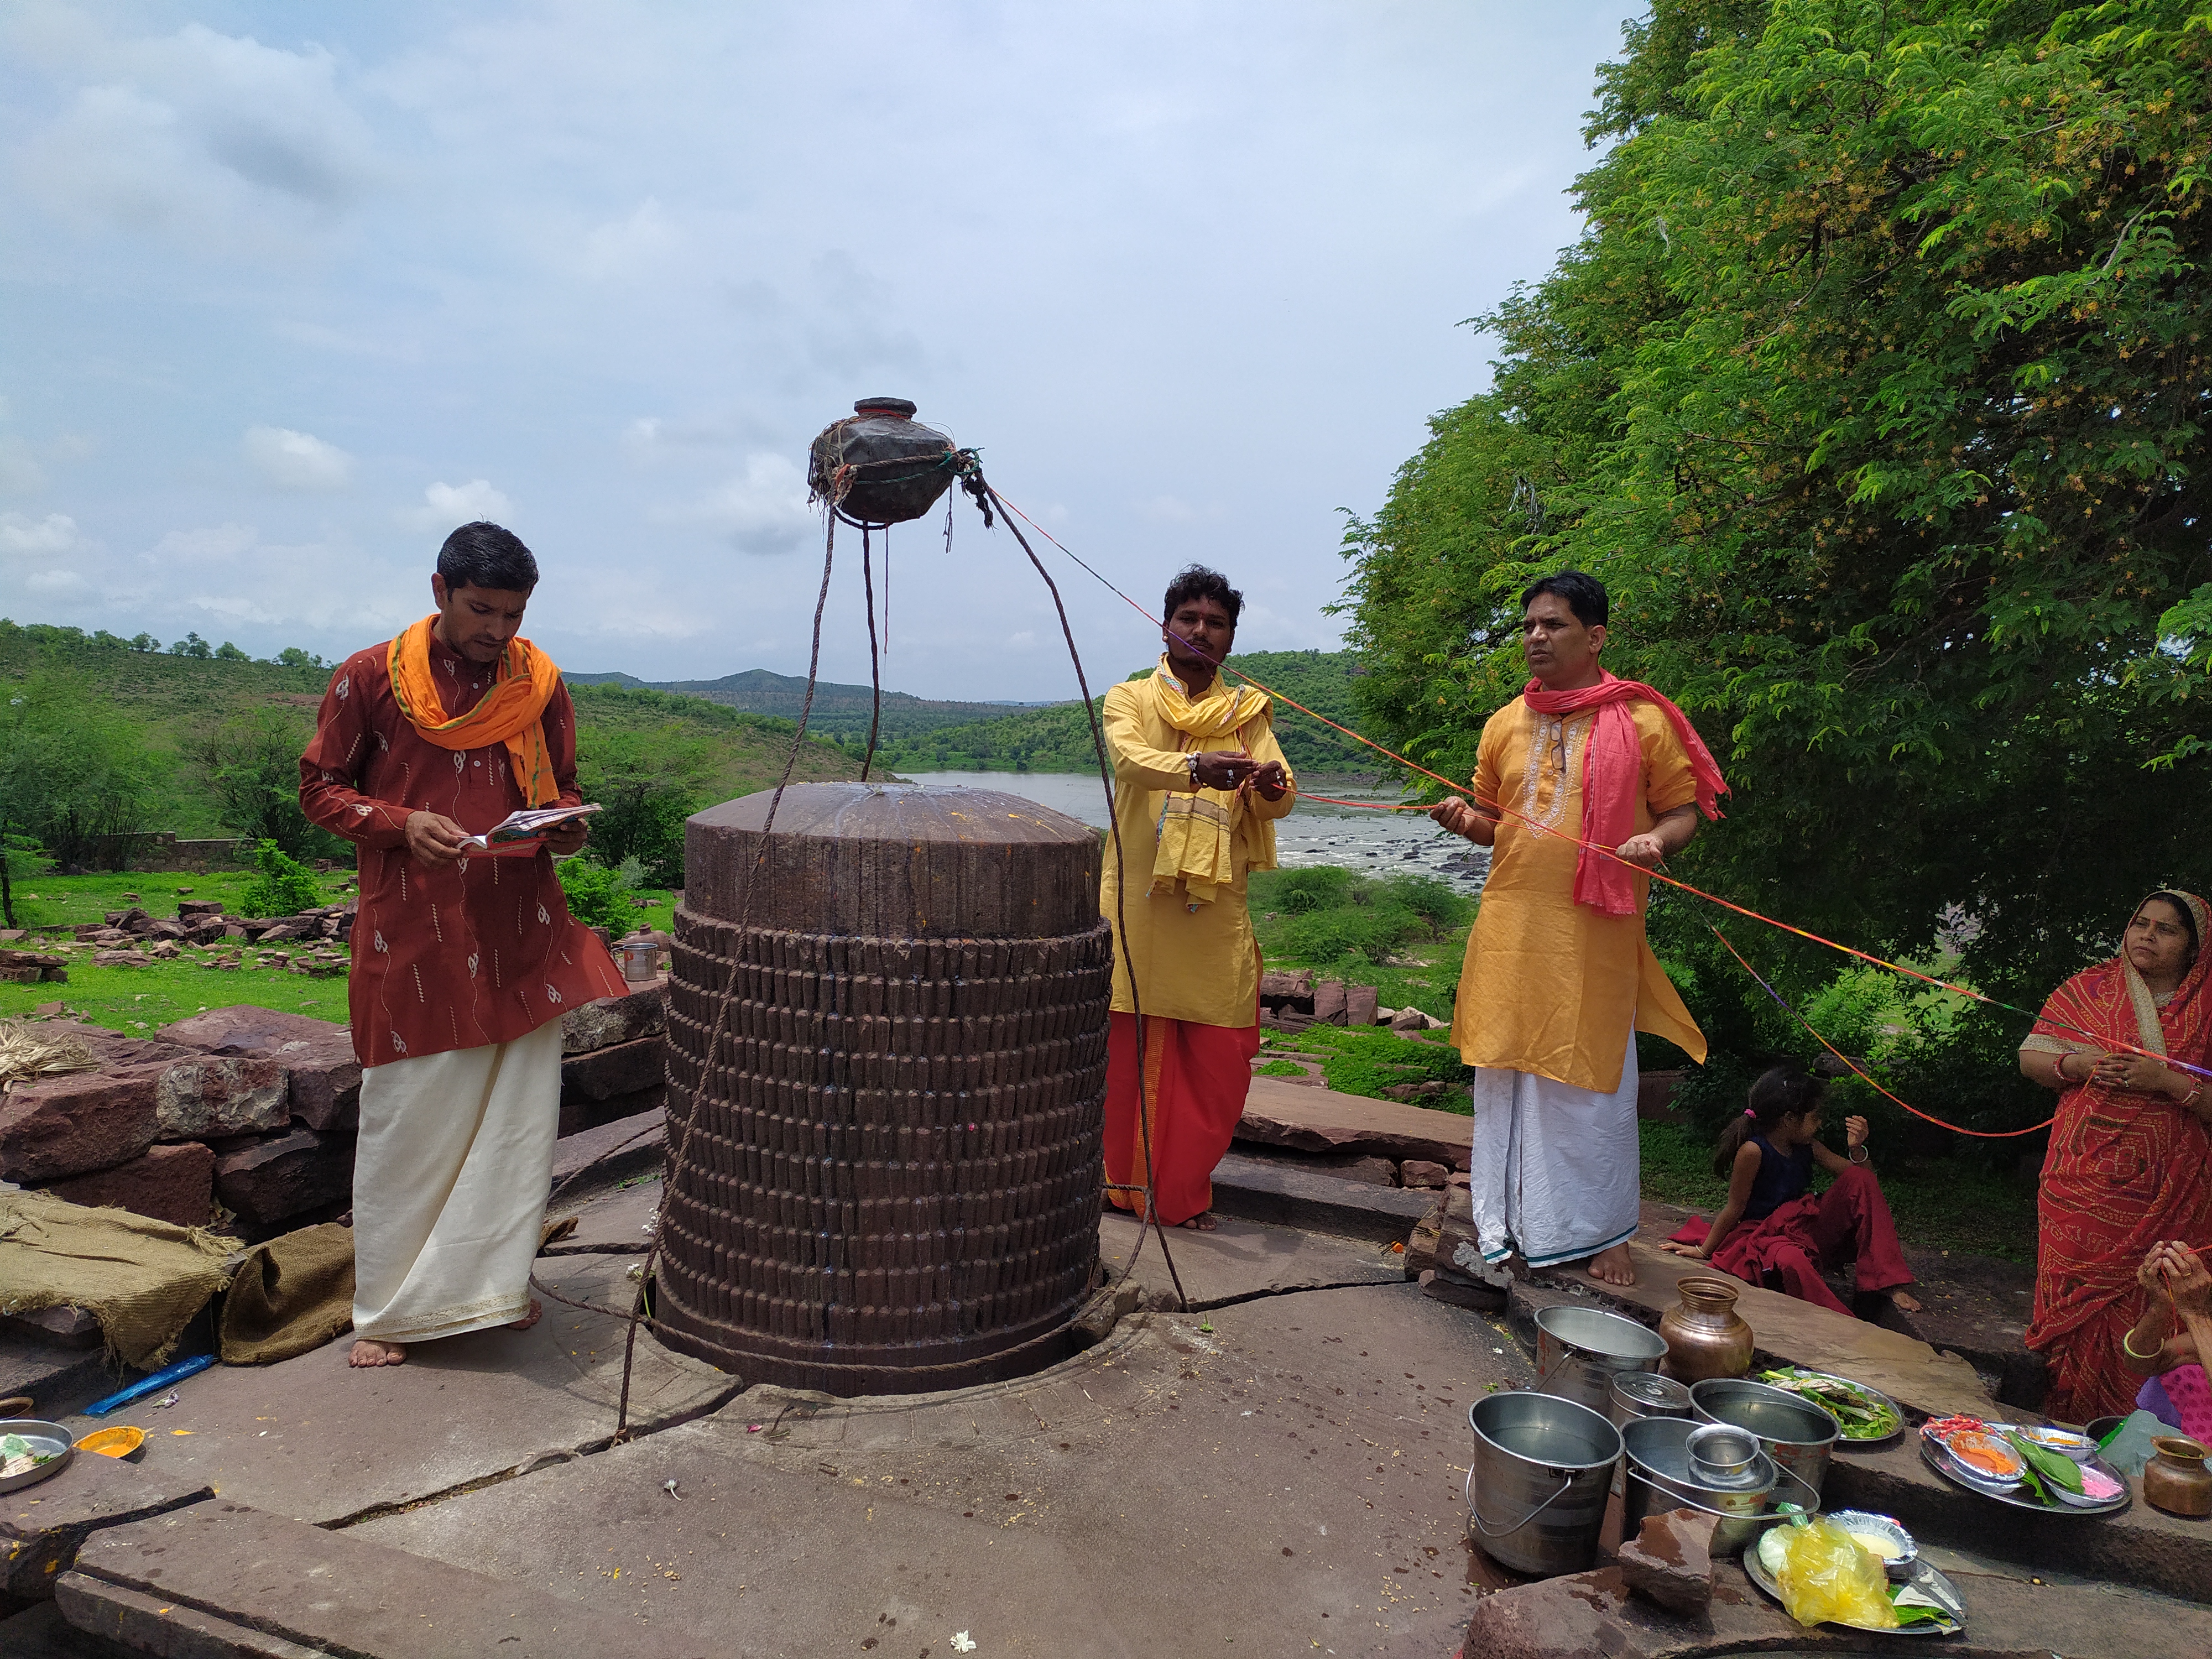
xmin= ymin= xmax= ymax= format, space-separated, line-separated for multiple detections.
xmin=806 ymin=398 xmax=963 ymax=526
xmin=1658 ymin=1275 xmax=1754 ymax=1383
xmin=2144 ymin=1436 xmax=2212 ymax=1519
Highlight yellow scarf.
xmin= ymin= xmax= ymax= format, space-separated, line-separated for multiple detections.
xmin=387 ymin=617 xmax=561 ymax=806
xmin=1143 ymin=655 xmax=1279 ymax=909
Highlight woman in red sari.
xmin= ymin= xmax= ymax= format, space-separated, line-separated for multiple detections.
xmin=2021 ymin=891 xmax=2212 ymax=1422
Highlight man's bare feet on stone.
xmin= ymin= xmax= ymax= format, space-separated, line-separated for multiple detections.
xmin=349 ymin=1338 xmax=406 ymax=1368
xmin=1891 ymin=1288 xmax=1923 ymax=1314
xmin=1178 ymin=1212 xmax=1220 ymax=1232
xmin=1585 ymin=1243 xmax=1636 ymax=1286
xmin=508 ymin=1298 xmax=543 ymax=1331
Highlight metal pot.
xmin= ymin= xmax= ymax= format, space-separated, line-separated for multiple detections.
xmin=1620 ymin=1414 xmax=1819 ymax=1557
xmin=1658 ymin=1274 xmax=1755 ymax=1382
xmin=1690 ymin=1376 xmax=1840 ymax=1502
xmin=1466 ymin=1392 xmax=1623 ymax=1578
xmin=1607 ymin=1373 xmax=1693 ymax=1499
xmin=1533 ymin=1305 xmax=1667 ymax=1414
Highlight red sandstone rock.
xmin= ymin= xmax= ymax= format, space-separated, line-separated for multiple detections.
xmin=1345 ymin=984 xmax=1379 ymax=1026
xmin=0 ymin=1062 xmax=168 ymax=1182
xmin=1616 ymin=1507 xmax=1718 ymax=1617
xmin=41 ymin=1142 xmax=216 ymax=1227
xmin=1400 ymin=1159 xmax=1449 ymax=1189
xmin=156 ymin=1008 xmax=362 ymax=1133
xmin=155 ymin=1056 xmax=289 ymax=1139
xmin=559 ymin=979 xmax=666 ymax=1055
xmin=560 ymin=1034 xmax=665 ymax=1102
xmin=213 ymin=1126 xmax=355 ymax=1229
xmin=1312 ymin=979 xmax=1347 ymax=1025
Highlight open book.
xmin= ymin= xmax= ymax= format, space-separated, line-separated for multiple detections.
xmin=461 ymin=803 xmax=603 ymax=858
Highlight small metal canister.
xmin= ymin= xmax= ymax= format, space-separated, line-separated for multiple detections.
xmin=1607 ymin=1373 xmax=1692 ymax=1495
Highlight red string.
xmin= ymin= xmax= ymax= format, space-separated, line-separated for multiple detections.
xmin=985 ymin=491 xmax=2210 ymax=1084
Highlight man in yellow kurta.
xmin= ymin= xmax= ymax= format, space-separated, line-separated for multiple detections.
xmin=1433 ymin=572 xmax=1726 ymax=1285
xmin=1101 ymin=565 xmax=1297 ymax=1230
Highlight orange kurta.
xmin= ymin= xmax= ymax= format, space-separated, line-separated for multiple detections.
xmin=1450 ymin=696 xmax=1705 ymax=1092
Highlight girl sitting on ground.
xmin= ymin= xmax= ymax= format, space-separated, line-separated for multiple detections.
xmin=2117 ymin=1239 xmax=2212 ymax=1442
xmin=1661 ymin=1065 xmax=1922 ymax=1318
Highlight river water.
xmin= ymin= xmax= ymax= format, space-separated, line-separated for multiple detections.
xmin=895 ymin=770 xmax=1490 ymax=892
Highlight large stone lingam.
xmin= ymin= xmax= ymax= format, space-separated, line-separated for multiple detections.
xmin=654 ymin=781 xmax=1113 ymax=1393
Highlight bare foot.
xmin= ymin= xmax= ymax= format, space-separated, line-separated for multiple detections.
xmin=508 ymin=1298 xmax=543 ymax=1332
xmin=1890 ymin=1288 xmax=1923 ymax=1314
xmin=1585 ymin=1244 xmax=1636 ymax=1286
xmin=349 ymin=1338 xmax=407 ymax=1368
xmin=1177 ymin=1212 xmax=1220 ymax=1233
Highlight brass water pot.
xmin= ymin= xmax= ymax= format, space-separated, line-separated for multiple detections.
xmin=2145 ymin=1436 xmax=2212 ymax=1519
xmin=1658 ymin=1275 xmax=1754 ymax=1383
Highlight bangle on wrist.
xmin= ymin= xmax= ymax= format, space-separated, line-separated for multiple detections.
xmin=1849 ymin=1146 xmax=1870 ymax=1166
xmin=2122 ymin=1324 xmax=2164 ymax=1362
xmin=2056 ymin=1052 xmax=2077 ymax=1084
xmin=1186 ymin=753 xmax=1199 ymax=791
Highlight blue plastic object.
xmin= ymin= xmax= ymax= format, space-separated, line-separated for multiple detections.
xmin=82 ymin=1352 xmax=215 ymax=1418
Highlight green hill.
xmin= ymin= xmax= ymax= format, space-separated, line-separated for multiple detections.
xmin=874 ymin=650 xmax=1377 ymax=777
xmin=567 ymin=666 xmax=1051 ymax=746
xmin=0 ymin=620 xmax=861 ymax=866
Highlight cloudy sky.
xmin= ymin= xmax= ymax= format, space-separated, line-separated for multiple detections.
xmin=0 ymin=2 xmax=1636 ymax=700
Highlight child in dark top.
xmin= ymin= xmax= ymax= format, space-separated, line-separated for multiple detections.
xmin=1661 ymin=1065 xmax=1923 ymax=1318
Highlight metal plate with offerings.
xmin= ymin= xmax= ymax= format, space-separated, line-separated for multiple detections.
xmin=0 ymin=1420 xmax=75 ymax=1494
xmin=1741 ymin=1538 xmax=1966 ymax=1637
xmin=1918 ymin=1416 xmax=2130 ymax=1515
xmin=1753 ymin=1365 xmax=1905 ymax=1449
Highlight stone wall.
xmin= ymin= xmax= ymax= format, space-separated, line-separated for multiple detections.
xmin=0 ymin=982 xmax=669 ymax=1238
xmin=76 ymin=832 xmax=257 ymax=874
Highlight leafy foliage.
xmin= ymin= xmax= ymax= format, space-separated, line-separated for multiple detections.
xmin=1342 ymin=1 xmax=2212 ymax=1138
xmin=0 ymin=670 xmax=159 ymax=871
xmin=195 ymin=707 xmax=344 ymax=858
xmin=556 ymin=853 xmax=640 ymax=932
xmin=238 ymin=839 xmax=323 ymax=919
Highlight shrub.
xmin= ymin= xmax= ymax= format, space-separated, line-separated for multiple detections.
xmin=239 ymin=839 xmax=323 ymax=918
xmin=556 ymin=855 xmax=639 ymax=932
xmin=1269 ymin=865 xmax=1355 ymax=914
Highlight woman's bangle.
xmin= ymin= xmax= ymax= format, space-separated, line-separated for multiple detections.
xmin=2181 ymin=1084 xmax=2207 ymax=1114
xmin=2054 ymin=1052 xmax=2074 ymax=1084
xmin=2122 ymin=1324 xmax=2166 ymax=1362
xmin=1849 ymin=1146 xmax=1870 ymax=1166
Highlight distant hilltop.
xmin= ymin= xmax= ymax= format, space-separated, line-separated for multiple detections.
xmin=564 ymin=667 xmax=1057 ymax=745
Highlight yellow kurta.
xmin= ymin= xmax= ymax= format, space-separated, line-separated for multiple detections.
xmin=1100 ymin=677 xmax=1297 ymax=1027
xmin=1450 ymin=696 xmax=1707 ymax=1091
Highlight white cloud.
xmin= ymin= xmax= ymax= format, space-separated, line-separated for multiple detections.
xmin=0 ymin=438 xmax=47 ymax=496
xmin=154 ymin=522 xmax=258 ymax=560
xmin=400 ymin=479 xmax=514 ymax=532
xmin=580 ymin=198 xmax=681 ymax=281
xmin=243 ymin=425 xmax=353 ymax=490
xmin=13 ymin=23 xmax=378 ymax=249
xmin=24 ymin=568 xmax=87 ymax=593
xmin=0 ymin=512 xmax=83 ymax=556
xmin=658 ymin=453 xmax=815 ymax=555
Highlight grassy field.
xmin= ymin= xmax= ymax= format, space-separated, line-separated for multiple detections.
xmin=0 ymin=868 xmax=680 ymax=1034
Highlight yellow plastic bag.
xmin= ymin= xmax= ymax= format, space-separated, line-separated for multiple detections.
xmin=1772 ymin=1517 xmax=1897 ymax=1630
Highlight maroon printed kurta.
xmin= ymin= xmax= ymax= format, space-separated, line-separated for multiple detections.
xmin=299 ymin=640 xmax=625 ymax=1066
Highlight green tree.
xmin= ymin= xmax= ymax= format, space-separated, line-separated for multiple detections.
xmin=128 ymin=633 xmax=160 ymax=652
xmin=274 ymin=646 xmax=328 ymax=670
xmin=0 ymin=673 xmax=159 ymax=877
xmin=556 ymin=854 xmax=638 ymax=932
xmin=214 ymin=640 xmax=250 ymax=661
xmin=575 ymin=728 xmax=713 ymax=888
xmin=194 ymin=706 xmax=340 ymax=858
xmin=239 ymin=839 xmax=323 ymax=919
xmin=170 ymin=632 xmax=212 ymax=659
xmin=1342 ymin=1 xmax=2212 ymax=1138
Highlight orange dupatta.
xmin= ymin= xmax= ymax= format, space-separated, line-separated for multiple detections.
xmin=387 ymin=617 xmax=561 ymax=806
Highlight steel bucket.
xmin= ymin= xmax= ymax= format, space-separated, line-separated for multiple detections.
xmin=1533 ymin=1305 xmax=1667 ymax=1413
xmin=1690 ymin=1377 xmax=1840 ymax=1502
xmin=1608 ymin=1373 xmax=1693 ymax=1498
xmin=1620 ymin=1415 xmax=1820 ymax=1557
xmin=1466 ymin=1392 xmax=1623 ymax=1578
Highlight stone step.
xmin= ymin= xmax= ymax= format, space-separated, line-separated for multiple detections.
xmin=2 ymin=1438 xmax=214 ymax=1602
xmin=59 ymin=1502 xmax=713 ymax=1658
xmin=1207 ymin=1149 xmax=1435 ymax=1245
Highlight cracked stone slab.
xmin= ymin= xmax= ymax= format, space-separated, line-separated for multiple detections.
xmin=354 ymin=1282 xmax=1535 ymax=1655
xmin=1096 ymin=1204 xmax=1406 ymax=1308
xmin=2 ymin=1437 xmax=214 ymax=1599
xmin=544 ymin=1175 xmax=662 ymax=1255
xmin=57 ymin=1253 xmax=738 ymax=1526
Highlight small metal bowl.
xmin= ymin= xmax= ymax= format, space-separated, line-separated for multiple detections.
xmin=2017 ymin=1425 xmax=2097 ymax=1463
xmin=1827 ymin=1509 xmax=1917 ymax=1580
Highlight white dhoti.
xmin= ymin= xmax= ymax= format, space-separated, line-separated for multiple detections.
xmin=351 ymin=1019 xmax=563 ymax=1344
xmin=1467 ymin=1032 xmax=1640 ymax=1270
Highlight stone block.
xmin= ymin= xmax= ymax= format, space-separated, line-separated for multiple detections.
xmin=88 ymin=951 xmax=147 ymax=968
xmin=1615 ymin=1506 xmax=1717 ymax=1616
xmin=0 ymin=1434 xmax=215 ymax=1600
xmin=1311 ymin=979 xmax=1347 ymax=1025
xmin=155 ymin=1056 xmax=289 ymax=1139
xmin=560 ymin=979 xmax=666 ymax=1055
xmin=1400 ymin=1159 xmax=1449 ymax=1188
xmin=1345 ymin=983 xmax=1378 ymax=1026
xmin=0 ymin=1063 xmax=166 ymax=1182
xmin=1389 ymin=1005 xmax=1428 ymax=1032
xmin=1258 ymin=968 xmax=1314 ymax=1014
xmin=176 ymin=899 xmax=225 ymax=920
xmin=213 ymin=1126 xmax=354 ymax=1229
xmin=560 ymin=1034 xmax=666 ymax=1102
xmin=156 ymin=1008 xmax=361 ymax=1133
xmin=40 ymin=1142 xmax=216 ymax=1227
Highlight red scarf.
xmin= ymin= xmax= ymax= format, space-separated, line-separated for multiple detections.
xmin=1520 ymin=671 xmax=1728 ymax=916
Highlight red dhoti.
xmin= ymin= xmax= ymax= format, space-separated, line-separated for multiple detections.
xmin=1105 ymin=1011 xmax=1261 ymax=1227
xmin=1672 ymin=1165 xmax=1914 ymax=1317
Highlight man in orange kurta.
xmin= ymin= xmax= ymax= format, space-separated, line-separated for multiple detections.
xmin=300 ymin=521 xmax=625 ymax=1366
xmin=1100 ymin=566 xmax=1296 ymax=1230
xmin=1433 ymin=571 xmax=1725 ymax=1286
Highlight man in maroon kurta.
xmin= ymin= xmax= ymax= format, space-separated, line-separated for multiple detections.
xmin=301 ymin=521 xmax=624 ymax=1367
